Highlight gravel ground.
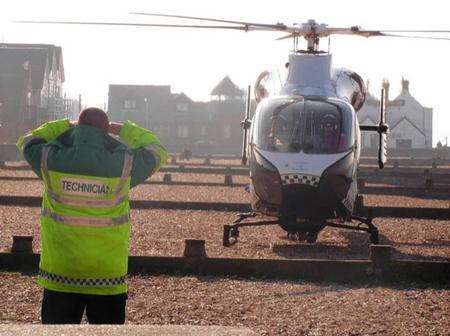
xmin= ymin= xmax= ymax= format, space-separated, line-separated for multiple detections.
xmin=0 ymin=166 xmax=449 ymax=335
xmin=0 ymin=169 xmax=449 ymax=260
xmin=0 ymin=175 xmax=448 ymax=207
xmin=1 ymin=205 xmax=449 ymax=261
xmin=0 ymin=273 xmax=448 ymax=335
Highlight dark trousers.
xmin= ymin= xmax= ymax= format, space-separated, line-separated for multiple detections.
xmin=41 ymin=289 xmax=127 ymax=324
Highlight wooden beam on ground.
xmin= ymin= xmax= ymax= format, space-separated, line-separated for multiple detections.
xmin=0 ymin=196 xmax=449 ymax=219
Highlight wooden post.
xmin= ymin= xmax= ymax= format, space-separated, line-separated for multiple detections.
xmin=369 ymin=245 xmax=393 ymax=266
xmin=424 ymin=169 xmax=433 ymax=190
xmin=425 ymin=178 xmax=433 ymax=190
xmin=355 ymin=195 xmax=364 ymax=212
xmin=183 ymin=239 xmax=207 ymax=258
xmin=224 ymin=175 xmax=233 ymax=186
xmin=163 ymin=174 xmax=172 ymax=184
xmin=357 ymin=178 xmax=366 ymax=189
xmin=11 ymin=235 xmax=33 ymax=254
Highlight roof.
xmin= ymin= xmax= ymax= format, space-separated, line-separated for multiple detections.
xmin=210 ymin=76 xmax=244 ymax=96
xmin=0 ymin=43 xmax=64 ymax=82
xmin=109 ymin=84 xmax=171 ymax=97
xmin=172 ymin=92 xmax=193 ymax=104
xmin=390 ymin=116 xmax=426 ymax=136
xmin=360 ymin=116 xmax=377 ymax=125
xmin=0 ymin=47 xmax=47 ymax=90
xmin=391 ymin=90 xmax=424 ymax=110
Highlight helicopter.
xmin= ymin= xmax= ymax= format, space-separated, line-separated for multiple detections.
xmin=17 ymin=14 xmax=450 ymax=246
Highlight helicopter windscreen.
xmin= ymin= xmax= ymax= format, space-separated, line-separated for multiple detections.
xmin=253 ymin=98 xmax=353 ymax=154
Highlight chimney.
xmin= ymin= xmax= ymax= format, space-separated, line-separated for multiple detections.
xmin=401 ymin=77 xmax=410 ymax=94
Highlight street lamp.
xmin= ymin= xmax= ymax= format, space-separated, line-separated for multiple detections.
xmin=144 ymin=97 xmax=150 ymax=129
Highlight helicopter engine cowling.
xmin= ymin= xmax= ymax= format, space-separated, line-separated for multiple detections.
xmin=332 ymin=68 xmax=366 ymax=112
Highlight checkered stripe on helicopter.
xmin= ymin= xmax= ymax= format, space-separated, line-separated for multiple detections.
xmin=281 ymin=174 xmax=320 ymax=187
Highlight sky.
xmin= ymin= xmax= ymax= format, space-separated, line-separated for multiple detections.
xmin=1 ymin=0 xmax=449 ymax=145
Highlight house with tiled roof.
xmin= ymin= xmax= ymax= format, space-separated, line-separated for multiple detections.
xmin=210 ymin=76 xmax=245 ymax=100
xmin=107 ymin=76 xmax=251 ymax=153
xmin=0 ymin=52 xmax=32 ymax=124
xmin=108 ymin=84 xmax=211 ymax=151
xmin=0 ymin=44 xmax=73 ymax=123
xmin=358 ymin=79 xmax=433 ymax=149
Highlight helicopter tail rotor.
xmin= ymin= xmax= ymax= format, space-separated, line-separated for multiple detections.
xmin=359 ymin=88 xmax=389 ymax=169
xmin=378 ymin=89 xmax=388 ymax=169
xmin=241 ymin=85 xmax=252 ymax=165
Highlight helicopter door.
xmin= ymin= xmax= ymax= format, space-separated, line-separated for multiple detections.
xmin=254 ymin=70 xmax=284 ymax=103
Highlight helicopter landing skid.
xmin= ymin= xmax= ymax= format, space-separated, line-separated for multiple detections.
xmin=326 ymin=211 xmax=379 ymax=245
xmin=222 ymin=211 xmax=379 ymax=247
xmin=223 ymin=212 xmax=279 ymax=247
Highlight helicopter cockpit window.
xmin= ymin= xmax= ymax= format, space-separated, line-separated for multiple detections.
xmin=253 ymin=98 xmax=353 ymax=154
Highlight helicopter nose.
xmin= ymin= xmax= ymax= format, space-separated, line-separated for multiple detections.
xmin=282 ymin=178 xmax=350 ymax=218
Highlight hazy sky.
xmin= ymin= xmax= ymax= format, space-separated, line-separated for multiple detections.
xmin=1 ymin=0 xmax=449 ymax=145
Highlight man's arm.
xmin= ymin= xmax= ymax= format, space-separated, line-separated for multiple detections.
xmin=16 ymin=119 xmax=71 ymax=178
xmin=110 ymin=121 xmax=168 ymax=188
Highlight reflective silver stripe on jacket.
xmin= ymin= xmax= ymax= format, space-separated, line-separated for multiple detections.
xmin=46 ymin=189 xmax=129 ymax=208
xmin=114 ymin=151 xmax=133 ymax=197
xmin=41 ymin=146 xmax=51 ymax=184
xmin=41 ymin=147 xmax=133 ymax=207
xmin=39 ymin=269 xmax=126 ymax=286
xmin=42 ymin=208 xmax=130 ymax=227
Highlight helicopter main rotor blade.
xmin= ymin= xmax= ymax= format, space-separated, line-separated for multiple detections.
xmin=16 ymin=19 xmax=450 ymax=41
xmin=15 ymin=20 xmax=254 ymax=30
xmin=328 ymin=28 xmax=450 ymax=40
xmin=377 ymin=33 xmax=450 ymax=41
xmin=130 ymin=12 xmax=287 ymax=30
xmin=379 ymin=29 xmax=450 ymax=33
xmin=276 ymin=33 xmax=297 ymax=40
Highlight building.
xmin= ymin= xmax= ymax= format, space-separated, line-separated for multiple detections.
xmin=0 ymin=44 xmax=78 ymax=160
xmin=208 ymin=76 xmax=247 ymax=153
xmin=358 ymin=79 xmax=433 ymax=149
xmin=0 ymin=50 xmax=33 ymax=127
xmin=107 ymin=76 xmax=250 ymax=154
xmin=0 ymin=44 xmax=72 ymax=122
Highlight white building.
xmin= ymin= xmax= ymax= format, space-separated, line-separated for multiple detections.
xmin=358 ymin=79 xmax=433 ymax=149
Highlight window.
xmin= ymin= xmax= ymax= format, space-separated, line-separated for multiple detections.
xmin=224 ymin=125 xmax=231 ymax=139
xmin=176 ymin=103 xmax=188 ymax=112
xmin=124 ymin=100 xmax=136 ymax=109
xmin=396 ymin=139 xmax=412 ymax=149
xmin=177 ymin=125 xmax=189 ymax=138
xmin=159 ymin=126 xmax=170 ymax=137
xmin=370 ymin=134 xmax=378 ymax=149
xmin=201 ymin=126 xmax=207 ymax=136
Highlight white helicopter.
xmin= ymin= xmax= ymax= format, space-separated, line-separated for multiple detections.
xmin=18 ymin=14 xmax=450 ymax=245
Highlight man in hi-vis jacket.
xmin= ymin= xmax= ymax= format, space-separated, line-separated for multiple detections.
xmin=17 ymin=107 xmax=167 ymax=324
